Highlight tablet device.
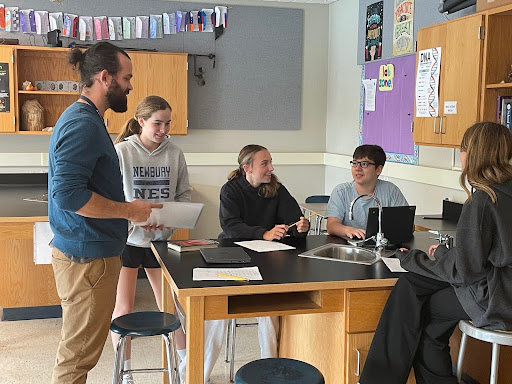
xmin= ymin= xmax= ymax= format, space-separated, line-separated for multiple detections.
xmin=133 ymin=202 xmax=204 ymax=229
xmin=365 ymin=206 xmax=416 ymax=245
xmin=200 ymin=247 xmax=251 ymax=264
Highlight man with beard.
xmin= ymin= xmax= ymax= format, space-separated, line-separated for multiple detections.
xmin=48 ymin=41 xmax=162 ymax=384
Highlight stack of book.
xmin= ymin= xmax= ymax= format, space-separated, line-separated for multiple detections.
xmin=167 ymin=239 xmax=218 ymax=252
xmin=497 ymin=95 xmax=512 ymax=129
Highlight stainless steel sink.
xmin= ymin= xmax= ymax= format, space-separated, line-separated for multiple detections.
xmin=299 ymin=243 xmax=380 ymax=265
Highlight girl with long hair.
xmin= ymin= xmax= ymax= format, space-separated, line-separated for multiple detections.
xmin=111 ymin=95 xmax=191 ymax=384
xmin=360 ymin=121 xmax=512 ymax=384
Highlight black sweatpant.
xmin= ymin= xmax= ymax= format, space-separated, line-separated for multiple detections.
xmin=360 ymin=272 xmax=470 ymax=384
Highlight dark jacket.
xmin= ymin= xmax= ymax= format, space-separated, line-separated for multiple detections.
xmin=397 ymin=179 xmax=512 ymax=330
xmin=218 ymin=176 xmax=307 ymax=240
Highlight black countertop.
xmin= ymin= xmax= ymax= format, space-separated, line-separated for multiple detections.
xmin=0 ymin=185 xmax=48 ymax=218
xmin=152 ymin=232 xmax=444 ymax=291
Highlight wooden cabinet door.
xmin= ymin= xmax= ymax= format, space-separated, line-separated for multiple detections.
xmin=440 ymin=15 xmax=484 ymax=147
xmin=147 ymin=54 xmax=188 ymax=135
xmin=0 ymin=46 xmax=15 ymax=132
xmin=346 ymin=332 xmax=415 ymax=384
xmin=413 ymin=24 xmax=446 ymax=146
xmin=104 ymin=52 xmax=148 ymax=135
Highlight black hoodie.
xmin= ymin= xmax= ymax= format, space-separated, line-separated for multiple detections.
xmin=218 ymin=176 xmax=307 ymax=240
xmin=397 ymin=179 xmax=512 ymax=330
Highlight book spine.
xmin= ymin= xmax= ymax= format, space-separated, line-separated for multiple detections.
xmin=506 ymin=102 xmax=512 ymax=129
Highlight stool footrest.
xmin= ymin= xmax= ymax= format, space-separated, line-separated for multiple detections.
xmin=123 ymin=368 xmax=176 ymax=375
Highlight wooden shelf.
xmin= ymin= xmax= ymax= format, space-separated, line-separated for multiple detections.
xmin=486 ymin=83 xmax=512 ymax=89
xmin=18 ymin=91 xmax=79 ymax=95
xmin=17 ymin=131 xmax=52 ymax=135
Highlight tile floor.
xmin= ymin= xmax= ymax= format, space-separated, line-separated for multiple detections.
xmin=0 ymin=278 xmax=260 ymax=384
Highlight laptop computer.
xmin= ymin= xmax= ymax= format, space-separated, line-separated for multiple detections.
xmin=365 ymin=205 xmax=416 ymax=246
xmin=200 ymin=247 xmax=252 ymax=264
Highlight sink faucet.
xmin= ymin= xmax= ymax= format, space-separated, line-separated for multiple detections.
xmin=428 ymin=230 xmax=453 ymax=249
xmin=349 ymin=193 xmax=387 ymax=252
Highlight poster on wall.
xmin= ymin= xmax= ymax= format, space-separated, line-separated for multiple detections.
xmin=415 ymin=47 xmax=441 ymax=117
xmin=0 ymin=62 xmax=10 ymax=112
xmin=365 ymin=1 xmax=383 ymax=62
xmin=393 ymin=0 xmax=414 ymax=56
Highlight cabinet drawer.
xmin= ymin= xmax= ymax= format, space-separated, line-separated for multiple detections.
xmin=346 ymin=289 xmax=391 ymax=333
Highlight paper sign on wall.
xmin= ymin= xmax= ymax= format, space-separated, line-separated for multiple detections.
xmin=444 ymin=101 xmax=457 ymax=115
xmin=379 ymin=64 xmax=394 ymax=91
xmin=363 ymin=78 xmax=377 ymax=111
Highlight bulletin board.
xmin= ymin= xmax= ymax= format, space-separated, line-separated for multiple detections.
xmin=359 ymin=54 xmax=418 ymax=165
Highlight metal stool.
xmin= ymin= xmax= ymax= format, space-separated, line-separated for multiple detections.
xmin=225 ymin=318 xmax=258 ymax=382
xmin=235 ymin=358 xmax=325 ymax=384
xmin=456 ymin=320 xmax=512 ymax=384
xmin=110 ymin=311 xmax=181 ymax=384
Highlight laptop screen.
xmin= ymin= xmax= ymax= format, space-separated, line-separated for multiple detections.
xmin=365 ymin=206 xmax=416 ymax=245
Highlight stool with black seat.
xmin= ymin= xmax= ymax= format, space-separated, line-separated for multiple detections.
xmin=305 ymin=195 xmax=329 ymax=203
xmin=235 ymin=358 xmax=325 ymax=384
xmin=225 ymin=318 xmax=259 ymax=382
xmin=110 ymin=311 xmax=181 ymax=384
xmin=456 ymin=320 xmax=512 ymax=384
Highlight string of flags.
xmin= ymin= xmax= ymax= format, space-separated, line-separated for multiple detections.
xmin=0 ymin=4 xmax=228 ymax=40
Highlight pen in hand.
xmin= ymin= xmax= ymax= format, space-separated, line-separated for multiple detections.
xmin=288 ymin=212 xmax=318 ymax=228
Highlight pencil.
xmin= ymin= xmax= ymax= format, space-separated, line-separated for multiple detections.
xmin=217 ymin=273 xmax=249 ymax=281
xmin=288 ymin=212 xmax=318 ymax=228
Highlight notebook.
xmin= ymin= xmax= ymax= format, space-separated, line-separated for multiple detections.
xmin=365 ymin=205 xmax=416 ymax=246
xmin=200 ymin=247 xmax=252 ymax=264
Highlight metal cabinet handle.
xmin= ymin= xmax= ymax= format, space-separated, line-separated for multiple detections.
xmin=355 ymin=348 xmax=361 ymax=377
xmin=440 ymin=116 xmax=445 ymax=134
xmin=433 ymin=116 xmax=438 ymax=134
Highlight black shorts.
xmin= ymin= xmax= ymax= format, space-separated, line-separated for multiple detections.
xmin=121 ymin=245 xmax=161 ymax=269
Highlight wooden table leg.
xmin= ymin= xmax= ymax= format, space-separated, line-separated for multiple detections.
xmin=186 ymin=296 xmax=205 ymax=384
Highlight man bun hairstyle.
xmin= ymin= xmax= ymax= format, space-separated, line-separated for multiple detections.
xmin=69 ymin=41 xmax=130 ymax=88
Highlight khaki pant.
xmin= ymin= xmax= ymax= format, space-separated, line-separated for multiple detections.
xmin=51 ymin=248 xmax=121 ymax=384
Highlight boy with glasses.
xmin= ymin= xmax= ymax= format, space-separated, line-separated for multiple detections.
xmin=325 ymin=144 xmax=408 ymax=239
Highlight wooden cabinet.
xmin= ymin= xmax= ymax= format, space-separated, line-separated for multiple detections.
xmin=413 ymin=14 xmax=484 ymax=147
xmin=0 ymin=45 xmax=187 ymax=136
xmin=0 ymin=221 xmax=60 ymax=310
xmin=0 ymin=46 xmax=16 ymax=132
xmin=105 ymin=51 xmax=188 ymax=136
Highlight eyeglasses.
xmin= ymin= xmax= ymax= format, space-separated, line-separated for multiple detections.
xmin=350 ymin=160 xmax=376 ymax=168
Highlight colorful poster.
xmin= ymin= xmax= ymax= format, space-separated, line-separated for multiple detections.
xmin=379 ymin=64 xmax=394 ymax=91
xmin=0 ymin=62 xmax=10 ymax=113
xmin=393 ymin=0 xmax=414 ymax=56
xmin=415 ymin=47 xmax=441 ymax=117
xmin=365 ymin=1 xmax=383 ymax=62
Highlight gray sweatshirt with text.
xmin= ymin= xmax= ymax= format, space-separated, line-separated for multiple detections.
xmin=115 ymin=135 xmax=191 ymax=247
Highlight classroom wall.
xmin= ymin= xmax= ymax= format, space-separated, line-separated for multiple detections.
xmin=325 ymin=0 xmax=468 ymax=213
xmin=0 ymin=0 xmax=329 ymax=239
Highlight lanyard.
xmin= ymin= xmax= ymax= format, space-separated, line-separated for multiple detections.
xmin=79 ymin=95 xmax=104 ymax=126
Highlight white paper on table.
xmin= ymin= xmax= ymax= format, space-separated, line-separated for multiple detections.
xmin=34 ymin=222 xmax=53 ymax=265
xmin=362 ymin=78 xmax=377 ymax=112
xmin=234 ymin=240 xmax=295 ymax=253
xmin=381 ymin=257 xmax=408 ymax=273
xmin=133 ymin=202 xmax=204 ymax=229
xmin=193 ymin=266 xmax=263 ymax=281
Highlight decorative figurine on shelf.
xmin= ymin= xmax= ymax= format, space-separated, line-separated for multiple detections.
xmin=508 ymin=64 xmax=512 ymax=83
xmin=22 ymin=80 xmax=37 ymax=91
xmin=21 ymin=99 xmax=44 ymax=131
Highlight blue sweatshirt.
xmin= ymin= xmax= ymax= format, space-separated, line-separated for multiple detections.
xmin=48 ymin=101 xmax=127 ymax=258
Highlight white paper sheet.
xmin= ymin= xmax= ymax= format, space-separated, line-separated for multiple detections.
xmin=362 ymin=78 xmax=377 ymax=111
xmin=34 ymin=222 xmax=53 ymax=265
xmin=381 ymin=257 xmax=408 ymax=273
xmin=133 ymin=202 xmax=204 ymax=229
xmin=193 ymin=266 xmax=262 ymax=281
xmin=234 ymin=240 xmax=295 ymax=253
